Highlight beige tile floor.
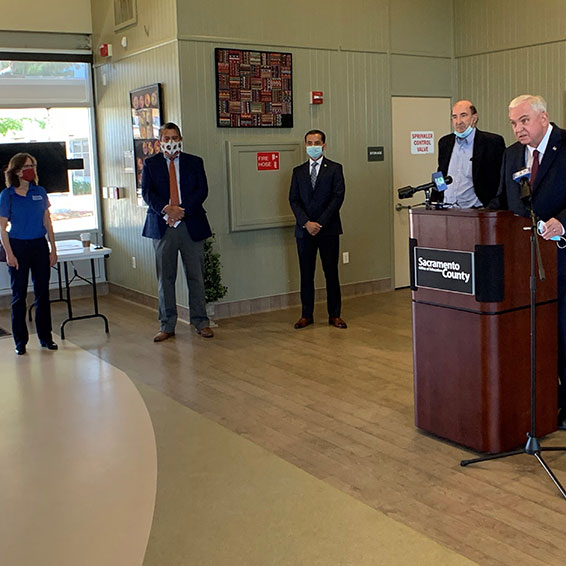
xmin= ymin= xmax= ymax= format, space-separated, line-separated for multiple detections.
xmin=0 ymin=334 xmax=476 ymax=565
xmin=0 ymin=339 xmax=157 ymax=565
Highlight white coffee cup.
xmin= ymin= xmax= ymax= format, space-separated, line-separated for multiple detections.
xmin=80 ymin=232 xmax=91 ymax=249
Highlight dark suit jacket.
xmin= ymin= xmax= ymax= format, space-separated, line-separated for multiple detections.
xmin=141 ymin=152 xmax=212 ymax=241
xmin=437 ymin=128 xmax=506 ymax=206
xmin=289 ymin=157 xmax=345 ymax=238
xmin=496 ymin=124 xmax=566 ymax=228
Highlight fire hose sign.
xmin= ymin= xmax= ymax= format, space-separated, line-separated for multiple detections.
xmin=257 ymin=152 xmax=280 ymax=171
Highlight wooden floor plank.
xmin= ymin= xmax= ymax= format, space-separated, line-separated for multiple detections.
xmin=3 ymin=288 xmax=566 ymax=565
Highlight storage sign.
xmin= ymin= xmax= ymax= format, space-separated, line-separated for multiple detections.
xmin=415 ymin=247 xmax=474 ymax=294
xmin=257 ymin=152 xmax=280 ymax=171
xmin=411 ymin=131 xmax=434 ymax=154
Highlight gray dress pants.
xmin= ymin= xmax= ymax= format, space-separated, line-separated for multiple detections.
xmin=153 ymin=223 xmax=209 ymax=332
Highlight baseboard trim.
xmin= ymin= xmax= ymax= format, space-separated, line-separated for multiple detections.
xmin=109 ymin=278 xmax=392 ymax=321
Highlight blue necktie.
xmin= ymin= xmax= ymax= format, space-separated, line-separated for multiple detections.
xmin=311 ymin=162 xmax=318 ymax=189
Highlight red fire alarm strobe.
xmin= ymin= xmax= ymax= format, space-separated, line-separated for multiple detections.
xmin=311 ymin=91 xmax=323 ymax=105
xmin=99 ymin=44 xmax=113 ymax=58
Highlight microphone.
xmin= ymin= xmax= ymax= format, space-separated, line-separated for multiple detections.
xmin=397 ymin=175 xmax=453 ymax=199
xmin=513 ymin=168 xmax=531 ymax=201
xmin=397 ymin=185 xmax=416 ymax=199
xmin=512 ymin=168 xmax=530 ymax=182
xmin=415 ymin=175 xmax=453 ymax=192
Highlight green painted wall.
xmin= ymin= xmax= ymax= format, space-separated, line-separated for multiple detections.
xmin=91 ymin=0 xmax=455 ymax=306
xmin=7 ymin=0 xmax=566 ymax=307
xmin=454 ymin=0 xmax=566 ymax=144
xmin=95 ymin=41 xmax=182 ymax=296
xmin=0 ymin=0 xmax=91 ymax=33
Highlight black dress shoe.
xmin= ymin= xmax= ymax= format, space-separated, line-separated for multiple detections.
xmin=558 ymin=408 xmax=566 ymax=431
xmin=40 ymin=341 xmax=58 ymax=351
xmin=15 ymin=346 xmax=26 ymax=355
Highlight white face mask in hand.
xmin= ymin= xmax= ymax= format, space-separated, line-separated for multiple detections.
xmin=537 ymin=220 xmax=566 ymax=248
xmin=161 ymin=140 xmax=183 ymax=157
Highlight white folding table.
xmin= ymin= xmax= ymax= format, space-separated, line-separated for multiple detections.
xmin=29 ymin=240 xmax=113 ymax=339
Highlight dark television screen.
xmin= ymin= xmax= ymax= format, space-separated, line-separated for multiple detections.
xmin=0 ymin=142 xmax=70 ymax=193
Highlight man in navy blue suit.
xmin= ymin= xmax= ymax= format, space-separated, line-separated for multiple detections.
xmin=142 ymin=122 xmax=214 ymax=341
xmin=289 ymin=129 xmax=347 ymax=330
xmin=496 ymin=94 xmax=566 ymax=427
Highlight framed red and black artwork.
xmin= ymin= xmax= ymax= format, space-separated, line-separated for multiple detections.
xmin=215 ymin=48 xmax=293 ymax=128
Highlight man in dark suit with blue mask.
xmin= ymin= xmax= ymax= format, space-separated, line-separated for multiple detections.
xmin=496 ymin=94 xmax=566 ymax=428
xmin=142 ymin=122 xmax=214 ymax=341
xmin=289 ymin=129 xmax=347 ymax=330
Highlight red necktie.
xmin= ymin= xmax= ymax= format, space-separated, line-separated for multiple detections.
xmin=531 ymin=149 xmax=540 ymax=185
xmin=169 ymin=159 xmax=179 ymax=206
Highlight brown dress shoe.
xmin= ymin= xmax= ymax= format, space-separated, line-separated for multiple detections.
xmin=197 ymin=327 xmax=214 ymax=338
xmin=328 ymin=317 xmax=347 ymax=329
xmin=153 ymin=330 xmax=175 ymax=342
xmin=294 ymin=317 xmax=314 ymax=329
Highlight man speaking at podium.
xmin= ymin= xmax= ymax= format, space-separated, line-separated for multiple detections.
xmin=496 ymin=94 xmax=566 ymax=428
xmin=437 ymin=100 xmax=505 ymax=208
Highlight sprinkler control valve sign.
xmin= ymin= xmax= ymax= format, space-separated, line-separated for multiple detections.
xmin=411 ymin=131 xmax=434 ymax=154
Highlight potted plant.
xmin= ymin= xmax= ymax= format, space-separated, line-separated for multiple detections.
xmin=204 ymin=233 xmax=228 ymax=319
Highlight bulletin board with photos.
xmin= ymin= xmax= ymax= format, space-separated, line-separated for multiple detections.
xmin=129 ymin=83 xmax=163 ymax=203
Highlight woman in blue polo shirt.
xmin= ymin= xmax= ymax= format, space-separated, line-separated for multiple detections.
xmin=0 ymin=153 xmax=58 ymax=355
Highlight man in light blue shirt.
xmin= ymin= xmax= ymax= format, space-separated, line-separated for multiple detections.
xmin=445 ymin=126 xmax=478 ymax=207
xmin=437 ymin=100 xmax=506 ymax=208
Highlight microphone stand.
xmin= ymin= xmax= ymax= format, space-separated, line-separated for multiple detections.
xmin=460 ymin=205 xmax=566 ymax=498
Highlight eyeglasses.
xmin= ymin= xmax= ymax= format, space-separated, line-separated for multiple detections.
xmin=161 ymin=136 xmax=180 ymax=142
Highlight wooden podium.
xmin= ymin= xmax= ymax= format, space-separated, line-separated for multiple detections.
xmin=410 ymin=209 xmax=558 ymax=453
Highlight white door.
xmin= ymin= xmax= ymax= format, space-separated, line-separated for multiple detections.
xmin=392 ymin=97 xmax=451 ymax=288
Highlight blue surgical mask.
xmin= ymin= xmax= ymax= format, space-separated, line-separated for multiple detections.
xmin=306 ymin=146 xmax=323 ymax=160
xmin=454 ymin=125 xmax=474 ymax=139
